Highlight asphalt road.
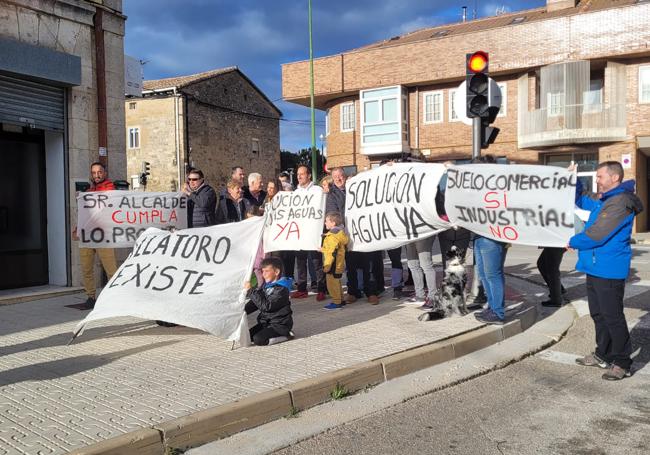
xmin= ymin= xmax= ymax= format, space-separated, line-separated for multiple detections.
xmin=272 ymin=245 xmax=650 ymax=455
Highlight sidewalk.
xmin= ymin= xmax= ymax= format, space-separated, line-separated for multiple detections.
xmin=0 ymin=268 xmax=533 ymax=455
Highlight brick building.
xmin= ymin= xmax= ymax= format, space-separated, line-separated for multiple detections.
xmin=282 ymin=0 xmax=650 ymax=232
xmin=0 ymin=0 xmax=126 ymax=291
xmin=125 ymin=67 xmax=281 ymax=193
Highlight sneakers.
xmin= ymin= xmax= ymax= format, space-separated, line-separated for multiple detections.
xmin=368 ymin=295 xmax=379 ymax=305
xmin=316 ymin=292 xmax=327 ymax=301
xmin=575 ymin=353 xmax=609 ymax=369
xmin=602 ymin=365 xmax=631 ymax=381
xmin=323 ymin=303 xmax=344 ymax=310
xmin=391 ymin=289 xmax=406 ymax=301
xmin=290 ymin=290 xmax=309 ymax=299
xmin=83 ymin=297 xmax=96 ymax=310
xmin=345 ymin=294 xmax=358 ymax=304
xmin=541 ymin=299 xmax=565 ymax=307
xmin=474 ymin=309 xmax=505 ymax=325
xmin=404 ymin=296 xmax=426 ymax=305
xmin=420 ymin=298 xmax=435 ymax=310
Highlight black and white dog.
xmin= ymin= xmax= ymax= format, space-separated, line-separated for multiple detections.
xmin=418 ymin=246 xmax=468 ymax=321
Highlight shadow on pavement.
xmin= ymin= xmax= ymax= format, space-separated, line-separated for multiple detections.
xmin=0 ymin=340 xmax=180 ymax=387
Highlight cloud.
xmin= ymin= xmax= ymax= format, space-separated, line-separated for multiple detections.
xmin=124 ymin=0 xmax=546 ymax=152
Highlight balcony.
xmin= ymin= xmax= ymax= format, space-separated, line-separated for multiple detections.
xmin=518 ymin=103 xmax=626 ymax=148
xmin=517 ymin=61 xmax=627 ymax=149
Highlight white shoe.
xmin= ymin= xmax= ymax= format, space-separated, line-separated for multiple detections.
xmin=404 ymin=297 xmax=426 ymax=305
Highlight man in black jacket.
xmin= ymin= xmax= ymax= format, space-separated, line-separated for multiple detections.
xmin=182 ymin=168 xmax=216 ymax=228
xmin=244 ymin=257 xmax=294 ymax=346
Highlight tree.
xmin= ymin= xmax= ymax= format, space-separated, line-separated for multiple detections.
xmin=280 ymin=148 xmax=326 ymax=180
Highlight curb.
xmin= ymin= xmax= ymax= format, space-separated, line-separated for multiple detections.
xmin=0 ymin=287 xmax=84 ymax=306
xmin=68 ymin=304 xmax=543 ymax=455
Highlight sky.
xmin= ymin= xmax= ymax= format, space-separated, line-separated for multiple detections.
xmin=123 ymin=0 xmax=546 ymax=152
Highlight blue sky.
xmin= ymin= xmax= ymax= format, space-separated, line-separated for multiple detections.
xmin=123 ymin=0 xmax=545 ymax=152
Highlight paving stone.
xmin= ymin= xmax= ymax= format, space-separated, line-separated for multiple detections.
xmin=0 ymin=276 xmax=540 ymax=454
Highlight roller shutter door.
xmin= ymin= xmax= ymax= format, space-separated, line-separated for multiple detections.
xmin=0 ymin=73 xmax=64 ymax=131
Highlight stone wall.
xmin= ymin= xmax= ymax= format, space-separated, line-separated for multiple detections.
xmin=125 ymin=96 xmax=181 ymax=192
xmin=183 ymin=71 xmax=281 ymax=191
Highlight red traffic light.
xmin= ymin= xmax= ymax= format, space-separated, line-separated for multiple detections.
xmin=468 ymin=51 xmax=488 ymax=73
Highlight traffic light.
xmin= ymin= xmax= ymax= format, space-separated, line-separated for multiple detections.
xmin=466 ymin=51 xmax=501 ymax=149
xmin=140 ymin=161 xmax=151 ymax=186
xmin=466 ymin=51 xmax=489 ymax=119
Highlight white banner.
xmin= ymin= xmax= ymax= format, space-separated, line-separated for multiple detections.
xmin=445 ymin=164 xmax=576 ymax=247
xmin=345 ymin=163 xmax=450 ymax=252
xmin=74 ymin=217 xmax=266 ymax=343
xmin=263 ymin=188 xmax=326 ymax=252
xmin=77 ymin=191 xmax=188 ymax=248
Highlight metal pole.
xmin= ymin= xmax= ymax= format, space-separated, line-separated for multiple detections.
xmin=308 ymin=0 xmax=317 ymax=178
xmin=472 ymin=116 xmax=481 ymax=159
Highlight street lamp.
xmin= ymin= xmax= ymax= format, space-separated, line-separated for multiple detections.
xmin=319 ymin=133 xmax=325 ymax=157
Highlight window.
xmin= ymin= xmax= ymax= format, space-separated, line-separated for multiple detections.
xmin=583 ymin=79 xmax=603 ymax=113
xmin=129 ymin=102 xmax=136 ymax=110
xmin=128 ymin=127 xmax=140 ymax=149
xmin=325 ymin=108 xmax=330 ymax=135
xmin=340 ymin=102 xmax=355 ymax=132
xmin=547 ymin=92 xmax=565 ymax=117
xmin=497 ymin=83 xmax=507 ymax=117
xmin=252 ymin=138 xmax=260 ymax=154
xmin=449 ymin=89 xmax=459 ymax=121
xmin=639 ymin=66 xmax=650 ymax=103
xmin=360 ymin=86 xmax=404 ymax=145
xmin=423 ymin=91 xmax=443 ymax=124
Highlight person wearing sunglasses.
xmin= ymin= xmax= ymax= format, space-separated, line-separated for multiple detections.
xmin=182 ymin=168 xmax=216 ymax=228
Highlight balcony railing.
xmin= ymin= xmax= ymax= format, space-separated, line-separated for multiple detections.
xmin=518 ymin=103 xmax=626 ymax=148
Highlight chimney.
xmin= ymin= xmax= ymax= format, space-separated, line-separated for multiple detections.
xmin=462 ymin=6 xmax=467 ymax=22
xmin=546 ymin=0 xmax=578 ymax=12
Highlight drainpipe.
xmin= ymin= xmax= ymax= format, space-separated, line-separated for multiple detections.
xmin=173 ymin=87 xmax=181 ymax=188
xmin=93 ymin=9 xmax=108 ymax=169
xmin=183 ymin=92 xmax=191 ymax=172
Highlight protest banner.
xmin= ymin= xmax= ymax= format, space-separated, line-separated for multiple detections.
xmin=77 ymin=190 xmax=187 ymax=248
xmin=74 ymin=216 xmax=266 ymax=344
xmin=345 ymin=163 xmax=450 ymax=252
xmin=444 ymin=164 xmax=576 ymax=247
xmin=263 ymin=187 xmax=326 ymax=252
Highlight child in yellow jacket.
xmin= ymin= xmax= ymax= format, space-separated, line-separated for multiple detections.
xmin=322 ymin=212 xmax=349 ymax=310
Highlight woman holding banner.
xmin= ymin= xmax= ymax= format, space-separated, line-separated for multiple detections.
xmin=216 ymin=180 xmax=251 ymax=224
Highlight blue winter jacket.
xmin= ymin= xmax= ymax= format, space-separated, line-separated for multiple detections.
xmin=569 ymin=180 xmax=643 ymax=279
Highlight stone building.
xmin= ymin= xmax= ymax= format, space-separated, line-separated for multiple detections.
xmin=0 ymin=0 xmax=126 ymax=291
xmin=125 ymin=67 xmax=281 ymax=193
xmin=282 ymin=0 xmax=650 ymax=232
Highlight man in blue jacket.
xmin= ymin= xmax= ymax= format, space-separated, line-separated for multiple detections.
xmin=569 ymin=161 xmax=643 ymax=380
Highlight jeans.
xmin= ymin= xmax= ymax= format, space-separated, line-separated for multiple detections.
xmin=586 ymin=274 xmax=632 ymax=369
xmin=405 ymin=236 xmax=436 ymax=299
xmin=474 ymin=237 xmax=507 ymax=319
xmin=387 ymin=247 xmax=403 ymax=290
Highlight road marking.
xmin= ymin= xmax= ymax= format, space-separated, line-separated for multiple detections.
xmin=537 ymin=350 xmax=650 ymax=375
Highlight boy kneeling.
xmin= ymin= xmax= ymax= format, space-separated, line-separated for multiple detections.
xmin=244 ymin=257 xmax=294 ymax=346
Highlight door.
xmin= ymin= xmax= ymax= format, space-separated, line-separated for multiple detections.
xmin=0 ymin=131 xmax=48 ymax=289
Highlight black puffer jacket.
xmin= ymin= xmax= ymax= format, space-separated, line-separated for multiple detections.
xmin=215 ymin=197 xmax=251 ymax=224
xmin=245 ymin=278 xmax=293 ymax=335
xmin=186 ymin=184 xmax=217 ymax=228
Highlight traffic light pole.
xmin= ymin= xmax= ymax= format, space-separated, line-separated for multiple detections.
xmin=472 ymin=116 xmax=481 ymax=159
